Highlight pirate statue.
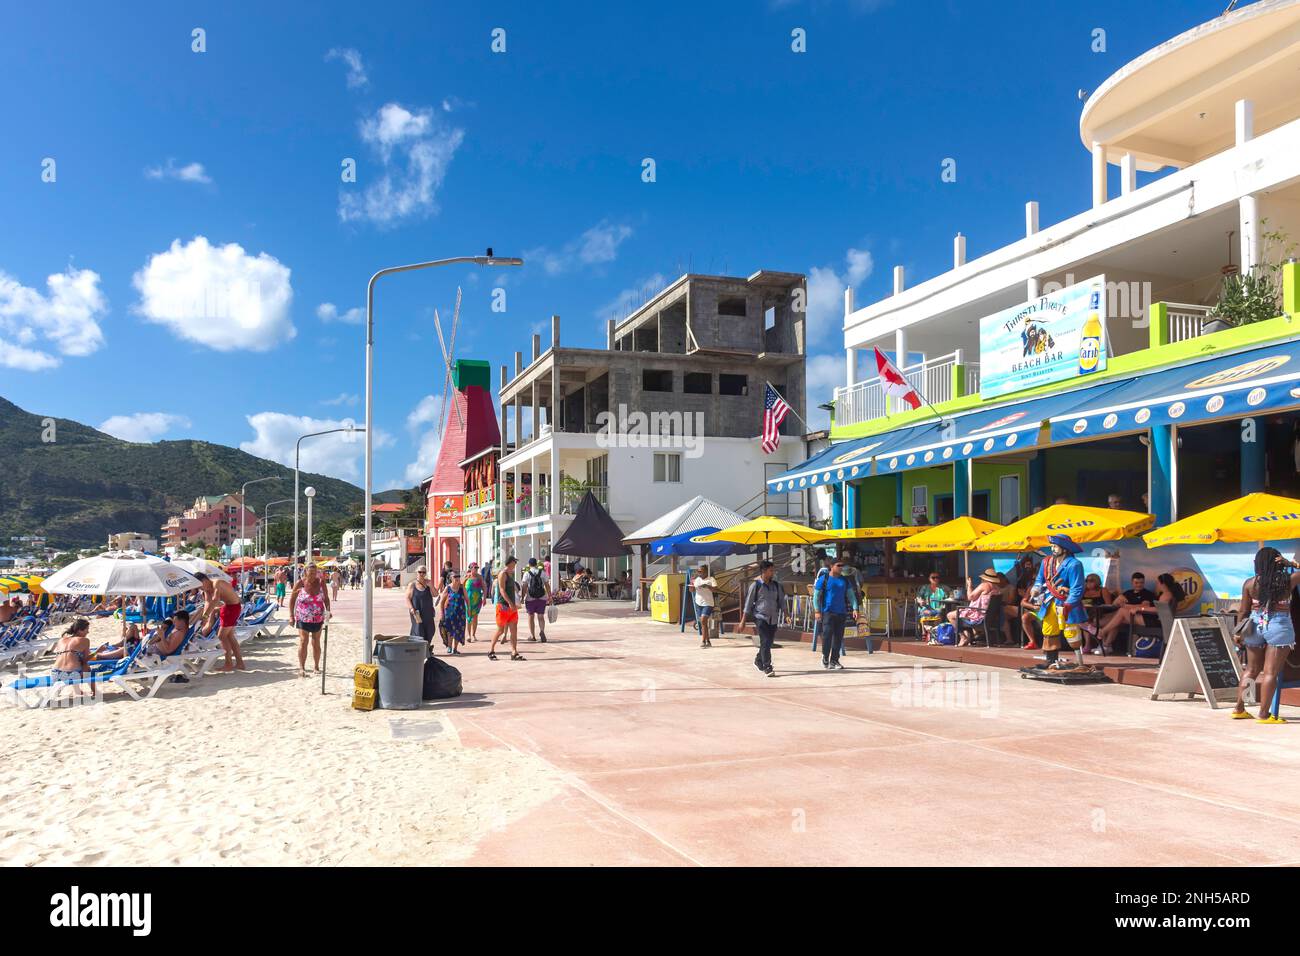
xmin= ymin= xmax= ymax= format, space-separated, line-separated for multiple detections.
xmin=1031 ymin=533 xmax=1088 ymax=670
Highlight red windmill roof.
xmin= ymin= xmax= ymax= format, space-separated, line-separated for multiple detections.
xmin=428 ymin=384 xmax=500 ymax=494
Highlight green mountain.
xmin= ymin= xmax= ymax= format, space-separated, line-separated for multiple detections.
xmin=0 ymin=395 xmax=377 ymax=551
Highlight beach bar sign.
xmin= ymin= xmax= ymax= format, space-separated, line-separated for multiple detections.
xmin=979 ymin=275 xmax=1108 ymax=398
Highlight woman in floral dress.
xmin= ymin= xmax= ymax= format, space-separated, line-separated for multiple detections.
xmin=438 ymin=570 xmax=468 ymax=655
xmin=464 ymin=563 xmax=484 ymax=642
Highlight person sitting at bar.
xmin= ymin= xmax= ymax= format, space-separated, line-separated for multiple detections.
xmin=1013 ymin=554 xmax=1041 ymax=649
xmin=1078 ymin=573 xmax=1115 ymax=652
xmin=1106 ymin=493 xmax=1124 ymax=509
xmin=1096 ymin=571 xmax=1156 ymax=653
xmin=915 ymin=572 xmax=950 ymax=642
xmin=949 ymin=569 xmax=1001 ymax=646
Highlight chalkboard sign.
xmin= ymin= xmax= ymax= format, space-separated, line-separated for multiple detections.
xmin=1151 ymin=617 xmax=1242 ymax=708
xmin=1189 ymin=622 xmax=1239 ymax=691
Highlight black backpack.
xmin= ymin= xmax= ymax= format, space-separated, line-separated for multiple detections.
xmin=525 ymin=568 xmax=547 ymax=600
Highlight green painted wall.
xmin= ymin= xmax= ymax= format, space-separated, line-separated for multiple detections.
xmin=851 ymin=475 xmax=897 ymax=527
xmin=871 ymin=460 xmax=1028 ymax=525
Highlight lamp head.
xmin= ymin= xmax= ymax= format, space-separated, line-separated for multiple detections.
xmin=305 ymin=487 xmax=316 ymax=498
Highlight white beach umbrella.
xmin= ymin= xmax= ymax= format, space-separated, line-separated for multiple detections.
xmin=41 ymin=550 xmax=203 ymax=597
xmin=169 ymin=556 xmax=232 ymax=582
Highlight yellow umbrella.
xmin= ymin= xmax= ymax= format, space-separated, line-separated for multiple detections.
xmin=1142 ymin=492 xmax=1300 ymax=548
xmin=972 ymin=504 xmax=1153 ymax=552
xmin=698 ymin=516 xmax=837 ymax=546
xmin=897 ymin=516 xmax=1004 ymax=553
xmin=0 ymin=579 xmax=19 ymax=594
xmin=818 ymin=526 xmax=924 ymax=541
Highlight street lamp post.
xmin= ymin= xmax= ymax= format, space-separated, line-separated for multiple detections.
xmin=362 ymin=251 xmax=523 ymax=662
xmin=295 ymin=425 xmax=364 ymax=586
xmin=262 ymin=499 xmax=294 ymax=563
xmin=240 ymin=476 xmax=277 ymax=591
xmin=305 ymin=486 xmax=317 ymax=579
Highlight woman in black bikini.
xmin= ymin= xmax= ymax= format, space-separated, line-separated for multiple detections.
xmin=50 ymin=619 xmax=92 ymax=683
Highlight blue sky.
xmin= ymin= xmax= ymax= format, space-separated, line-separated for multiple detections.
xmin=0 ymin=0 xmax=1218 ymax=490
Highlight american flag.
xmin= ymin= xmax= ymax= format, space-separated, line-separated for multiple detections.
xmin=762 ymin=383 xmax=791 ymax=454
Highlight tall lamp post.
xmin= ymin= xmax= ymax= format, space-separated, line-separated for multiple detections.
xmin=362 ymin=250 xmax=523 ymax=662
xmin=240 ymin=476 xmax=277 ymax=590
xmin=295 ymin=425 xmax=363 ymax=585
xmin=305 ymin=486 xmax=317 ymax=578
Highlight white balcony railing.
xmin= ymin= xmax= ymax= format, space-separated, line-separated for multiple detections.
xmin=1166 ymin=302 xmax=1216 ymax=344
xmin=834 ymin=351 xmax=978 ymax=428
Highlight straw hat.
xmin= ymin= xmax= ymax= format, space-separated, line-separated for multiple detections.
xmin=979 ymin=568 xmax=1002 ymax=585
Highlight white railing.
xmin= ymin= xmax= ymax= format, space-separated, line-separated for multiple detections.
xmin=834 ymin=351 xmax=978 ymax=428
xmin=1166 ymin=302 xmax=1215 ymax=344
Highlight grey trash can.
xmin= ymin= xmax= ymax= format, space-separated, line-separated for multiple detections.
xmin=375 ymin=637 xmax=427 ymax=710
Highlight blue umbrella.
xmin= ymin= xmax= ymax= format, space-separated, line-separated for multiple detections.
xmin=651 ymin=527 xmax=759 ymax=558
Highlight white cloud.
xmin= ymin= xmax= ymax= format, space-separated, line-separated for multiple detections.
xmin=0 ymin=266 xmax=107 ymax=370
xmin=339 ymin=102 xmax=464 ymax=226
xmin=240 ymin=412 xmax=391 ymax=483
xmin=132 ymin=237 xmax=296 ymax=351
xmin=403 ymin=394 xmax=445 ymax=484
xmin=321 ymin=391 xmax=359 ymax=407
xmin=98 ymin=412 xmax=192 ymax=443
xmin=806 ymin=247 xmax=873 ymax=345
xmin=145 ymin=159 xmax=212 ymax=185
xmin=804 ymin=353 xmax=844 ymax=431
xmin=529 ymin=221 xmax=633 ymax=276
xmin=326 ymin=47 xmax=369 ymax=89
xmin=317 ymin=302 xmax=364 ymax=324
xmin=596 ymin=273 xmax=666 ymax=323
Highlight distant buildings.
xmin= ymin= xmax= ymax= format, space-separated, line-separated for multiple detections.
xmin=161 ymin=494 xmax=256 ymax=553
xmin=107 ymin=532 xmax=157 ymax=552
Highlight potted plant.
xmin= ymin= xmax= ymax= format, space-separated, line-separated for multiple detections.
xmin=1206 ymin=227 xmax=1296 ymax=331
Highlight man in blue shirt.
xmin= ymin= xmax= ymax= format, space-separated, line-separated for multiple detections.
xmin=815 ymin=559 xmax=860 ymax=670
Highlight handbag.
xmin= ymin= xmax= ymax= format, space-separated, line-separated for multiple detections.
xmin=932 ymin=623 xmax=957 ymax=646
xmin=546 ymin=604 xmax=558 ymax=624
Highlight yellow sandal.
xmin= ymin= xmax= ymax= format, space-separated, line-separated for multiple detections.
xmin=1230 ymin=710 xmax=1253 ymax=719
xmin=1256 ymin=715 xmax=1288 ymax=724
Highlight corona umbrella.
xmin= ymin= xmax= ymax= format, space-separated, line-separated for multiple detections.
xmin=170 ymin=557 xmax=232 ymax=582
xmin=896 ymin=516 xmax=1004 ymax=553
xmin=1142 ymin=492 xmax=1300 ymax=547
xmin=41 ymin=551 xmax=202 ymax=597
xmin=697 ymin=516 xmax=837 ymax=546
xmin=972 ymin=505 xmax=1153 ymax=552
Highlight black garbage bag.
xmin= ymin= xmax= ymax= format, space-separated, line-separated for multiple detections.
xmin=422 ymin=655 xmax=462 ymax=700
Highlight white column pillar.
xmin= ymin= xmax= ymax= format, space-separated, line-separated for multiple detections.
xmin=1237 ymin=99 xmax=1259 ymax=274
xmin=953 ymin=233 xmax=966 ymax=268
xmin=892 ymin=265 xmax=905 ymax=296
xmin=531 ymin=380 xmax=540 ymax=447
xmin=529 ymin=449 xmax=538 ymax=525
xmin=844 ymin=286 xmax=857 ymax=387
xmin=1027 ymin=276 xmax=1040 ymax=301
xmin=1025 ymin=201 xmax=1039 ymax=236
xmin=606 ymin=318 xmax=616 ymax=350
xmin=551 ymin=314 xmax=561 ymax=350
xmin=1120 ymin=152 xmax=1137 ymax=195
xmin=1091 ymin=142 xmax=1107 ymax=208
xmin=895 ymin=328 xmax=909 ymax=370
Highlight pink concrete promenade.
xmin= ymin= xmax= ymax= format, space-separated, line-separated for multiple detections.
xmin=332 ymin=586 xmax=1300 ymax=867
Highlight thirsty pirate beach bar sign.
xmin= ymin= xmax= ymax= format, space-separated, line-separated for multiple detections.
xmin=980 ymin=275 xmax=1108 ymax=398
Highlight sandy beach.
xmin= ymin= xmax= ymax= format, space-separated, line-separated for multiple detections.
xmin=0 ymin=610 xmax=563 ymax=866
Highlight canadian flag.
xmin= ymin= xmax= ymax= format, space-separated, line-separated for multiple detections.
xmin=873 ymin=347 xmax=922 ymax=410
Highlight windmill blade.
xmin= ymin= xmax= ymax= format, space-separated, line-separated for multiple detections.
xmin=432 ymin=307 xmax=451 ymax=438
xmin=446 ymin=287 xmax=464 ymax=429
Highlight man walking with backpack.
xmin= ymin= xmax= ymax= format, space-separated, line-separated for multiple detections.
xmin=741 ymin=560 xmax=783 ymax=677
xmin=815 ymin=558 xmax=859 ymax=670
xmin=521 ymin=556 xmax=551 ymax=643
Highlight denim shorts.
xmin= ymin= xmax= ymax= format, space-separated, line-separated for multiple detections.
xmin=695 ymin=604 xmax=714 ymax=618
xmin=1247 ymin=612 xmax=1296 ymax=649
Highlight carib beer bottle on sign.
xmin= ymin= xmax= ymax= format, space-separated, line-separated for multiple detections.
xmin=1078 ymin=286 xmax=1103 ymax=375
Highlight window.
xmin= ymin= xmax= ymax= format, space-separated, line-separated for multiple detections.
xmin=719 ymin=374 xmax=748 ymax=396
xmin=684 ymin=372 xmax=711 ymax=394
xmin=653 ymin=452 xmax=681 ymax=483
xmin=718 ymin=296 xmax=747 ymax=317
xmin=642 ymin=369 xmax=673 ymax=392
xmin=764 ymin=306 xmax=776 ymax=330
xmin=999 ymin=474 xmax=1021 ymax=524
